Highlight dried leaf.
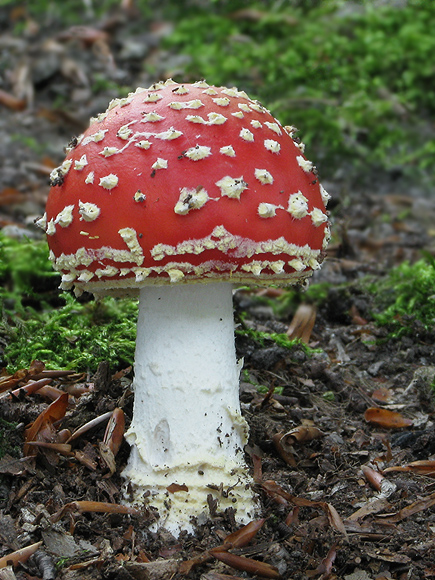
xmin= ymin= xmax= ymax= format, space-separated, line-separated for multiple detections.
xmin=361 ymin=465 xmax=384 ymax=491
xmin=23 ymin=393 xmax=68 ymax=456
xmin=384 ymin=460 xmax=435 ymax=477
xmin=364 ymin=407 xmax=413 ymax=429
xmin=10 ymin=378 xmax=52 ymax=398
xmin=272 ymin=432 xmax=297 ymax=467
xmin=287 ymin=304 xmax=317 ymax=344
xmin=0 ymin=542 xmax=42 ymax=569
xmin=212 ymin=551 xmax=280 ymax=579
xmin=0 ymin=89 xmax=26 ymax=111
xmin=103 ymin=408 xmax=125 ymax=456
xmin=375 ymin=490 xmax=435 ymax=524
xmin=305 ymin=543 xmax=337 ymax=578
xmin=371 ymin=387 xmax=393 ymax=403
xmin=261 ymin=481 xmax=346 ymax=534
xmin=223 ymin=518 xmax=265 ymax=548
xmin=51 ymin=500 xmax=139 ymax=523
xmin=66 ymin=410 xmax=112 ymax=443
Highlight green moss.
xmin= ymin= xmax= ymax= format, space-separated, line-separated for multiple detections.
xmin=164 ymin=0 xmax=435 ymax=181
xmin=0 ymin=234 xmax=137 ymax=372
xmin=370 ymin=256 xmax=435 ymax=337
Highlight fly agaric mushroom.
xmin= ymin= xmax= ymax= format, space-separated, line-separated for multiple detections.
xmin=41 ymin=79 xmax=330 ymax=534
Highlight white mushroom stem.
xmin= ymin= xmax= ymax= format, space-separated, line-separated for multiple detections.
xmin=123 ymin=282 xmax=257 ymax=534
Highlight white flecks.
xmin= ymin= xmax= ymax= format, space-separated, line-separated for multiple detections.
xmin=258 ymin=203 xmax=279 ymax=218
xmin=99 ymin=146 xmax=119 ymax=157
xmin=232 ymin=111 xmax=244 ymax=119
xmin=118 ymin=227 xmax=144 ymax=265
xmin=297 ymin=155 xmax=313 ymax=173
xmin=288 ymin=258 xmax=306 ymax=272
xmin=249 ymin=101 xmax=267 ymax=114
xmin=96 ymin=266 xmax=119 ymax=278
xmin=80 ymin=231 xmax=89 ymax=236
xmin=250 ymin=119 xmax=262 ymax=129
xmin=213 ymin=97 xmax=230 ymax=107
xmin=35 ymin=213 xmax=47 ymax=230
xmin=152 ymin=158 xmax=168 ymax=170
xmin=284 ymin=125 xmax=298 ymax=137
xmin=77 ymin=270 xmax=94 ymax=283
xmin=192 ymin=80 xmax=209 ymax=89
xmin=241 ymin=262 xmax=263 ymax=276
xmin=131 ymin=87 xmax=146 ymax=95
xmin=107 ymin=96 xmax=132 ymax=111
xmin=99 ymin=174 xmax=119 ymax=190
xmin=90 ymin=111 xmax=108 ymax=124
xmin=322 ymin=225 xmax=331 ymax=250
xmin=220 ymin=145 xmax=236 ymax=157
xmin=61 ymin=273 xmax=76 ymax=288
xmin=308 ymin=256 xmax=321 ymax=270
xmin=184 ymin=145 xmax=211 ymax=161
xmin=135 ymin=140 xmax=152 ymax=150
xmin=186 ymin=113 xmax=227 ymax=125
xmin=294 ymin=140 xmax=306 ymax=153
xmin=154 ymin=127 xmax=183 ymax=140
xmin=202 ymin=87 xmax=218 ymax=96
xmin=310 ymin=208 xmax=328 ymax=227
xmin=215 ymin=176 xmax=248 ymax=199
xmin=74 ymin=155 xmax=88 ymax=171
xmin=238 ymin=103 xmax=252 ymax=113
xmin=79 ymin=201 xmax=101 ymax=222
xmin=287 ymin=191 xmax=309 ymax=219
xmin=143 ymin=92 xmax=163 ymax=103
xmin=141 ymin=112 xmax=165 ymax=122
xmin=147 ymin=81 xmax=165 ymax=91
xmin=46 ymin=219 xmax=56 ymax=236
xmin=85 ymin=171 xmax=94 ymax=184
xmin=221 ymin=88 xmax=239 ymax=98
xmin=55 ymin=204 xmax=74 ymax=228
xmin=265 ymin=121 xmax=282 ymax=135
xmin=164 ymin=78 xmax=177 ymax=86
xmin=117 ymin=121 xmax=138 ymax=140
xmin=82 ymin=129 xmax=108 ymax=145
xmin=172 ymin=85 xmax=189 ymax=95
xmin=168 ymin=100 xmax=204 ymax=110
xmin=134 ymin=190 xmax=146 ymax=202
xmin=186 ymin=115 xmax=206 ymax=124
xmin=320 ymin=184 xmax=331 ymax=207
xmin=240 ymin=128 xmax=254 ymax=142
xmin=174 ymin=187 xmax=209 ymax=215
xmin=133 ymin=268 xmax=150 ymax=283
xmin=50 ymin=159 xmax=72 ymax=183
xmin=207 ymin=112 xmax=227 ymax=125
xmin=270 ymin=261 xmax=285 ymax=274
xmin=264 ymin=139 xmax=281 ymax=154
xmin=168 ymin=269 xmax=185 ymax=283
xmin=254 ymin=168 xmax=273 ymax=185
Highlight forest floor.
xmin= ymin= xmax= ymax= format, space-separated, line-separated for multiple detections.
xmin=1 ymin=5 xmax=435 ymax=580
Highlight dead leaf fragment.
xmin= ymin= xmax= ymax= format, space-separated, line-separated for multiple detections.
xmin=0 ymin=542 xmax=42 ymax=569
xmin=383 ymin=459 xmax=435 ymax=477
xmin=23 ymin=392 xmax=69 ymax=456
xmin=51 ymin=500 xmax=139 ymax=523
xmin=364 ymin=407 xmax=413 ymax=429
xmin=287 ymin=304 xmax=317 ymax=344
xmin=223 ymin=518 xmax=265 ymax=548
xmin=212 ymin=551 xmax=280 ymax=579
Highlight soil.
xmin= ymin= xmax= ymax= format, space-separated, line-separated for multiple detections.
xmin=1 ymin=5 xmax=435 ymax=580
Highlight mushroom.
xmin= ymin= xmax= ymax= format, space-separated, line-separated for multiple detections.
xmin=43 ymin=79 xmax=330 ymax=534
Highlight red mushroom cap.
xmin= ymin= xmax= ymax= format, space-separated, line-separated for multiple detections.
xmin=43 ymin=80 xmax=330 ymax=294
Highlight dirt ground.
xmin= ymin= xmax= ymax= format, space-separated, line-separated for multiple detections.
xmin=1 ymin=5 xmax=435 ymax=580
